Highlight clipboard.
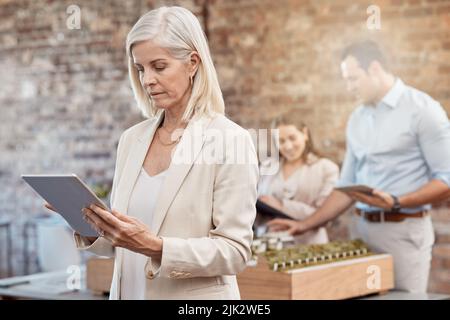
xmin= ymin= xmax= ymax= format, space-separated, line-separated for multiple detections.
xmin=22 ymin=174 xmax=110 ymax=237
xmin=256 ymin=199 xmax=294 ymax=220
xmin=335 ymin=185 xmax=374 ymax=195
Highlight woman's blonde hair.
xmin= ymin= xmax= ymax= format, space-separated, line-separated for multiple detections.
xmin=126 ymin=6 xmax=225 ymax=121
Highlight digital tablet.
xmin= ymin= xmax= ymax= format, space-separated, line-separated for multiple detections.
xmin=22 ymin=174 xmax=110 ymax=237
xmin=335 ymin=185 xmax=374 ymax=195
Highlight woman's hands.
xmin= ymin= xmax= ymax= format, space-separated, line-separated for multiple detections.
xmin=44 ymin=202 xmax=162 ymax=259
xmin=43 ymin=202 xmax=101 ymax=244
xmin=266 ymin=218 xmax=307 ymax=236
xmin=82 ymin=204 xmax=163 ymax=259
xmin=258 ymin=195 xmax=306 ymax=236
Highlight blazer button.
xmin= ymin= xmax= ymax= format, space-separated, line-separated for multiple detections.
xmin=146 ymin=270 xmax=155 ymax=279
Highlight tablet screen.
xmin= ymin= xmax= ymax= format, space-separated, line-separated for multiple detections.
xmin=22 ymin=174 xmax=109 ymax=237
xmin=335 ymin=185 xmax=374 ymax=195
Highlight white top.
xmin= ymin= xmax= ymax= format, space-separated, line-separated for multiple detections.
xmin=258 ymin=155 xmax=339 ymax=245
xmin=121 ymin=167 xmax=167 ymax=300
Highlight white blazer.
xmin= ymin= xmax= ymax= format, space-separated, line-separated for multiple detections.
xmin=74 ymin=111 xmax=259 ymax=299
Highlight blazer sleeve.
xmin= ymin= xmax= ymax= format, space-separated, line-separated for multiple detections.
xmin=150 ymin=130 xmax=259 ymax=278
xmin=281 ymin=159 xmax=339 ymax=220
xmin=73 ymin=130 xmax=128 ymax=257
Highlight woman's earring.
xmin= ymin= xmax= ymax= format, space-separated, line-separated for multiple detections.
xmin=189 ymin=74 xmax=193 ymax=86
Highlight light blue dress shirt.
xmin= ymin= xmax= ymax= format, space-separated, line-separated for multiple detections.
xmin=336 ymin=78 xmax=450 ymax=213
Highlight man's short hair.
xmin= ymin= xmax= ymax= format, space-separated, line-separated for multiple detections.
xmin=341 ymin=40 xmax=387 ymax=71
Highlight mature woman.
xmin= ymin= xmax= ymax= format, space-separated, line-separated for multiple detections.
xmin=47 ymin=7 xmax=258 ymax=300
xmin=258 ymin=115 xmax=339 ymax=244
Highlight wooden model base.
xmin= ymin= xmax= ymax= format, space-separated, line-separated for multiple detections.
xmin=86 ymin=257 xmax=114 ymax=296
xmin=237 ymin=254 xmax=394 ymax=300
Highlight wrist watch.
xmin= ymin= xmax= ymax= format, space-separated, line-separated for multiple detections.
xmin=391 ymin=194 xmax=401 ymax=212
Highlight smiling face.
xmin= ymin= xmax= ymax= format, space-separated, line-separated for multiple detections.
xmin=278 ymin=125 xmax=309 ymax=162
xmin=341 ymin=55 xmax=380 ymax=105
xmin=132 ymin=40 xmax=199 ymax=112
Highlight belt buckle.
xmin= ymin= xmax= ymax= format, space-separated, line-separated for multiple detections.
xmin=365 ymin=211 xmax=383 ymax=223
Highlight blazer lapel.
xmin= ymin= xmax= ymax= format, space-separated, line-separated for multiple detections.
xmin=114 ymin=112 xmax=165 ymax=215
xmin=150 ymin=115 xmax=213 ymax=235
xmin=111 ymin=113 xmax=164 ymax=301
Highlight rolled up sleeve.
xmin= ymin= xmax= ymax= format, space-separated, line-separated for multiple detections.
xmin=417 ymin=101 xmax=450 ymax=188
xmin=335 ymin=141 xmax=357 ymax=188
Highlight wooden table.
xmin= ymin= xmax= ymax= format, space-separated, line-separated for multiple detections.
xmin=1 ymin=267 xmax=448 ymax=300
xmin=0 ymin=216 xmax=13 ymax=277
xmin=0 ymin=266 xmax=107 ymax=300
xmin=361 ymin=290 xmax=450 ymax=300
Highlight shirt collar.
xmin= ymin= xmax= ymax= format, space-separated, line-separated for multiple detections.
xmin=380 ymin=78 xmax=405 ymax=108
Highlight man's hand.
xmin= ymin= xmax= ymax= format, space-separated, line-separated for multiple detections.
xmin=348 ymin=189 xmax=394 ymax=210
xmin=83 ymin=204 xmax=163 ymax=259
xmin=266 ymin=218 xmax=306 ymax=236
xmin=259 ymin=195 xmax=283 ymax=211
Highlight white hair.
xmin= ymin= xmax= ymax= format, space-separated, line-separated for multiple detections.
xmin=126 ymin=6 xmax=225 ymax=121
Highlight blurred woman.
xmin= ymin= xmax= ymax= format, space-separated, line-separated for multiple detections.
xmin=258 ymin=114 xmax=339 ymax=244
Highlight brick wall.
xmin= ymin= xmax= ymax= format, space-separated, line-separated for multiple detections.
xmin=1 ymin=0 xmax=449 ymax=294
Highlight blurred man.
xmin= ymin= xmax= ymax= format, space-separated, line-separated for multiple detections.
xmin=269 ymin=40 xmax=450 ymax=293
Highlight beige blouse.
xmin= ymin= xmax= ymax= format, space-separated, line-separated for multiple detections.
xmin=121 ymin=167 xmax=167 ymax=299
xmin=258 ymin=154 xmax=340 ymax=244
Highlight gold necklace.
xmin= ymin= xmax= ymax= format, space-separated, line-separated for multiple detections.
xmin=156 ymin=129 xmax=181 ymax=146
xmin=160 ymin=125 xmax=176 ymax=135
